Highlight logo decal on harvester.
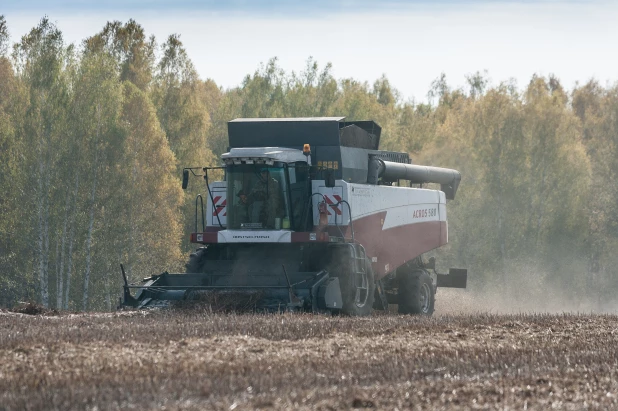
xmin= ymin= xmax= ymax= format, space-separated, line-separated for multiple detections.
xmin=212 ymin=196 xmax=227 ymax=216
xmin=412 ymin=208 xmax=437 ymax=219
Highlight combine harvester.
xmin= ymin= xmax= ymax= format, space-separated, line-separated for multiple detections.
xmin=121 ymin=117 xmax=467 ymax=315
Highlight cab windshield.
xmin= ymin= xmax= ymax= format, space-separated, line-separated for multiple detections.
xmin=227 ymin=164 xmax=290 ymax=230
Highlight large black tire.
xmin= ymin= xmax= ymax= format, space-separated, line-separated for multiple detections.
xmin=185 ymin=247 xmax=207 ymax=273
xmin=329 ymin=250 xmax=375 ymax=316
xmin=397 ymin=269 xmax=435 ymax=315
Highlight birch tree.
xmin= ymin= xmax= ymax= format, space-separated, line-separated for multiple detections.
xmin=13 ymin=18 xmax=70 ymax=307
xmin=117 ymin=82 xmax=184 ymax=283
xmin=71 ymin=50 xmax=122 ymax=310
xmin=152 ymin=34 xmax=218 ymax=251
xmin=0 ymin=16 xmax=31 ymax=305
xmin=84 ymin=20 xmax=156 ymax=91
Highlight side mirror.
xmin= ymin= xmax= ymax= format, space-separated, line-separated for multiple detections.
xmin=182 ymin=169 xmax=189 ymax=189
xmin=325 ymin=169 xmax=335 ymax=188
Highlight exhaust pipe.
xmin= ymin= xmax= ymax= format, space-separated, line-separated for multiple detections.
xmin=368 ymin=157 xmax=461 ymax=200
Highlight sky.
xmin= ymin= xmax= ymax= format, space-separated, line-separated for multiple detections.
xmin=3 ymin=0 xmax=617 ymax=102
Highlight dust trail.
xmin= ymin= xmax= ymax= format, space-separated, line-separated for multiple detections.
xmin=435 ymin=268 xmax=618 ymax=315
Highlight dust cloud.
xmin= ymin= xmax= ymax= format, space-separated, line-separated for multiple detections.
xmin=435 ymin=265 xmax=618 ymax=315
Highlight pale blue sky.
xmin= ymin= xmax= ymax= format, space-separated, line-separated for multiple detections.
xmin=3 ymin=0 xmax=530 ymax=13
xmin=3 ymin=1 xmax=617 ymax=101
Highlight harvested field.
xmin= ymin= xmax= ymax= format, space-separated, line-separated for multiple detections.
xmin=1 ymin=300 xmax=617 ymax=410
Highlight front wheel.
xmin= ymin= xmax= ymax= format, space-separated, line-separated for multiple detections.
xmin=397 ymin=269 xmax=435 ymax=315
xmin=329 ymin=250 xmax=375 ymax=316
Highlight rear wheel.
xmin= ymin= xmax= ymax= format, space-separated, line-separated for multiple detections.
xmin=397 ymin=269 xmax=435 ymax=315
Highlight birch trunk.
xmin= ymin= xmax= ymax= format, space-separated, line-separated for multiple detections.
xmin=64 ymin=235 xmax=74 ymax=309
xmin=82 ymin=148 xmax=98 ymax=311
xmin=498 ymin=202 xmax=507 ymax=284
xmin=105 ymin=264 xmax=111 ymax=311
xmin=64 ymin=172 xmax=79 ymax=309
xmin=83 ymin=104 xmax=102 ymax=311
xmin=126 ymin=152 xmax=137 ymax=280
xmin=54 ymin=233 xmax=60 ymax=309
xmin=535 ymin=164 xmax=548 ymax=248
xmin=36 ymin=159 xmax=46 ymax=306
xmin=43 ymin=174 xmax=50 ymax=306
xmin=36 ymin=134 xmax=50 ymax=307
xmin=103 ymin=209 xmax=111 ymax=311
xmin=57 ymin=186 xmax=71 ymax=309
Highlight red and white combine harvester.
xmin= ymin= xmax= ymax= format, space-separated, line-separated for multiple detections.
xmin=121 ymin=117 xmax=467 ymax=315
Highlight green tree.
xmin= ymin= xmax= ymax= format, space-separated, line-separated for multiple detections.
xmin=573 ymin=81 xmax=618 ymax=304
xmin=116 ymin=82 xmax=184 ymax=284
xmin=70 ymin=49 xmax=123 ymax=310
xmin=420 ymin=76 xmax=590 ymax=304
xmin=0 ymin=16 xmax=32 ymax=305
xmin=84 ymin=20 xmax=156 ymax=91
xmin=239 ymin=57 xmax=285 ymax=118
xmin=284 ymin=58 xmax=339 ymax=117
xmin=373 ymin=75 xmax=397 ymax=107
xmin=152 ymin=34 xmax=217 ymax=169
xmin=13 ymin=17 xmax=72 ymax=307
xmin=152 ymin=34 xmax=218 ymax=252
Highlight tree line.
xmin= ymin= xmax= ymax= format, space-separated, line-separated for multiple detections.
xmin=0 ymin=16 xmax=616 ymax=310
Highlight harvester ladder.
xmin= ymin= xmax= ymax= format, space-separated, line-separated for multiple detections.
xmin=348 ymin=243 xmax=369 ymax=307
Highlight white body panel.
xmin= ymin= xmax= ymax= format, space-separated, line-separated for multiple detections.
xmin=312 ymin=180 xmax=447 ymax=230
xmin=206 ymin=179 xmax=447 ymax=248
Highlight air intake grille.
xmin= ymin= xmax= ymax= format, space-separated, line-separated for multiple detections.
xmin=370 ymin=151 xmax=410 ymax=164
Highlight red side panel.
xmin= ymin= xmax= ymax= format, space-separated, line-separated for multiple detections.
xmin=190 ymin=232 xmax=218 ymax=244
xmin=321 ymin=213 xmax=446 ymax=279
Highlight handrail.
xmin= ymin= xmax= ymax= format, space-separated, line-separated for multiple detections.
xmin=333 ymin=200 xmax=355 ymax=243
xmin=195 ymin=194 xmax=205 ymax=233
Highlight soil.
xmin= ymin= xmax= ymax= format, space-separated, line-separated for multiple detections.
xmin=0 ymin=301 xmax=617 ymax=410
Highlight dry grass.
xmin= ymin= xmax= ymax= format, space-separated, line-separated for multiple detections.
xmin=1 ymin=301 xmax=617 ymax=410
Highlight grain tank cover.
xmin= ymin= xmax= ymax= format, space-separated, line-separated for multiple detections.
xmin=227 ymin=117 xmax=382 ymax=183
xmin=228 ymin=117 xmax=381 ymax=149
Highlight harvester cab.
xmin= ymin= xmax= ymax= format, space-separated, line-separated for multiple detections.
xmin=222 ymin=147 xmax=311 ymax=232
xmin=121 ymin=117 xmax=467 ymax=315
